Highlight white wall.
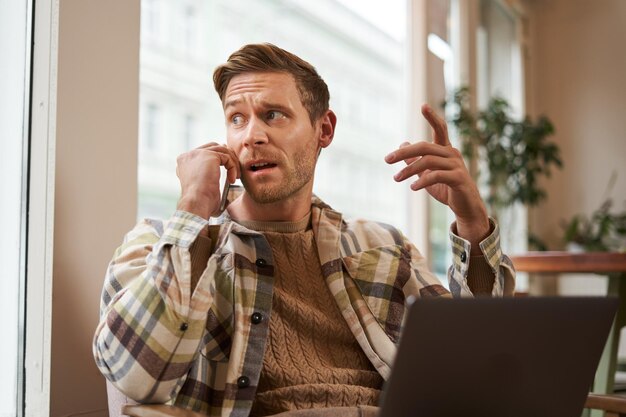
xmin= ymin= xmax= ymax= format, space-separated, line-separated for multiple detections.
xmin=51 ymin=1 xmax=140 ymax=415
xmin=526 ymin=0 xmax=626 ymax=251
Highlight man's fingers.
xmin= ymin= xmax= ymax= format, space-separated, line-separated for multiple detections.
xmin=200 ymin=143 xmax=230 ymax=154
xmin=226 ymin=147 xmax=242 ymax=180
xmin=393 ymin=155 xmax=457 ymax=182
xmin=196 ymin=142 xmax=220 ymax=149
xmin=398 ymin=141 xmax=418 ymax=165
xmin=195 ymin=143 xmax=241 ymax=180
xmin=385 ymin=105 xmax=453 ymax=168
xmin=421 ymin=104 xmax=450 ymax=147
xmin=410 ymin=170 xmax=458 ymax=191
xmin=215 ymin=151 xmax=240 ymax=183
xmin=385 ymin=141 xmax=452 ymax=164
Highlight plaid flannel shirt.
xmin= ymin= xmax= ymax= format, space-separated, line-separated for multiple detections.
xmin=93 ymin=193 xmax=515 ymax=417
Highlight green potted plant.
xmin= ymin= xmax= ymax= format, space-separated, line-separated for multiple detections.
xmin=561 ymin=175 xmax=626 ymax=252
xmin=445 ymin=87 xmax=563 ymax=216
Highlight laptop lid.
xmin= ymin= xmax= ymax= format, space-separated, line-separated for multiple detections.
xmin=378 ymin=297 xmax=619 ymax=417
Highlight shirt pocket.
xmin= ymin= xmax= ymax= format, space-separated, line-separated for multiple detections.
xmin=341 ymin=244 xmax=411 ymax=343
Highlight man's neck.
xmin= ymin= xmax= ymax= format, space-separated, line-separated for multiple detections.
xmin=227 ymin=188 xmax=313 ymax=222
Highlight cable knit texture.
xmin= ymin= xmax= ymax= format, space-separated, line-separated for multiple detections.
xmin=467 ymin=255 xmax=496 ymax=295
xmin=239 ymin=215 xmax=383 ymax=417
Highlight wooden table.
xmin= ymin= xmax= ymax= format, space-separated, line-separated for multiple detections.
xmin=511 ymin=252 xmax=626 ymax=275
xmin=511 ymin=252 xmax=626 ymax=416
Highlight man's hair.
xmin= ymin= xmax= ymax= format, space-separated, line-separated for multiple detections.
xmin=213 ymin=43 xmax=330 ymax=124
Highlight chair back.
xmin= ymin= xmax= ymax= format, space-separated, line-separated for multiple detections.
xmin=106 ymin=380 xmax=137 ymax=417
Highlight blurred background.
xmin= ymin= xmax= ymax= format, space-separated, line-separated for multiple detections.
xmin=1 ymin=0 xmax=625 ymax=416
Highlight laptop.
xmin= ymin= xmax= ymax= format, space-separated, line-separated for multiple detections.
xmin=378 ymin=297 xmax=619 ymax=417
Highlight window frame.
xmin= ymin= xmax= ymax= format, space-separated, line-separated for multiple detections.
xmin=24 ymin=0 xmax=59 ymax=415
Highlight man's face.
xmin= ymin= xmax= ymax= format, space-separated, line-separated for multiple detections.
xmin=223 ymin=72 xmax=324 ymax=204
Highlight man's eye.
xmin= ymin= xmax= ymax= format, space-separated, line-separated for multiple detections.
xmin=267 ymin=111 xmax=285 ymax=120
xmin=231 ymin=115 xmax=244 ymax=125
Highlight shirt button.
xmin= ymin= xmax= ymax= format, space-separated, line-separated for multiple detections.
xmin=255 ymin=258 xmax=267 ymax=267
xmin=179 ymin=323 xmax=188 ymax=331
xmin=237 ymin=376 xmax=250 ymax=388
xmin=460 ymin=251 xmax=467 ymax=263
xmin=251 ymin=312 xmax=263 ymax=325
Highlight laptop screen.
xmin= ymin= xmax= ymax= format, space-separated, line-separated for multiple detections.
xmin=378 ymin=297 xmax=618 ymax=417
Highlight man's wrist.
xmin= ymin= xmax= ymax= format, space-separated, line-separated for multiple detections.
xmin=455 ymin=216 xmax=491 ymax=255
xmin=176 ymin=196 xmax=215 ymax=220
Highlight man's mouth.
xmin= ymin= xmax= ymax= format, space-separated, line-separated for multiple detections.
xmin=249 ymin=162 xmax=278 ymax=172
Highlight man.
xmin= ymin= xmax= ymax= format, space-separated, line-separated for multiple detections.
xmin=94 ymin=43 xmax=515 ymax=417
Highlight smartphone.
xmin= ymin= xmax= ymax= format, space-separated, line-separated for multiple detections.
xmin=218 ymin=166 xmax=230 ymax=214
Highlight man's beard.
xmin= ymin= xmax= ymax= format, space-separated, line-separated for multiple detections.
xmin=241 ymin=145 xmax=317 ymax=204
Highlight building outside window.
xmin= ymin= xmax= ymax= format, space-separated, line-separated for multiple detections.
xmin=143 ymin=103 xmax=160 ymax=152
xmin=142 ymin=0 xmax=161 ymax=40
xmin=183 ymin=113 xmax=196 ymax=152
xmin=183 ymin=5 xmax=198 ymax=55
xmin=137 ymin=0 xmax=411 ymax=237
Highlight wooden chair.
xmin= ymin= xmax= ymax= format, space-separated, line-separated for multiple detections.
xmin=106 ymin=380 xmax=136 ymax=417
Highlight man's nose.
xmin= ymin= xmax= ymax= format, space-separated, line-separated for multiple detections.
xmin=242 ymin=117 xmax=269 ymax=147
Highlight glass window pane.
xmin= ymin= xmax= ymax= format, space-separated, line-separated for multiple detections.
xmin=137 ymin=0 xmax=408 ymax=232
xmin=0 ymin=1 xmax=29 ymax=415
xmin=477 ymin=0 xmax=527 ymax=257
xmin=427 ymin=0 xmax=455 ymax=279
xmin=428 ymin=0 xmax=526 ymax=280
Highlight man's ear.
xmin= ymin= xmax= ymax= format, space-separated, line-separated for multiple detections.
xmin=318 ymin=110 xmax=337 ymax=149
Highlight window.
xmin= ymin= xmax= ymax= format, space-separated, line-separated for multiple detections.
xmin=427 ymin=0 xmax=527 ymax=283
xmin=0 ymin=2 xmax=31 ymax=415
xmin=183 ymin=113 xmax=195 ymax=151
xmin=0 ymin=75 xmax=25 ymax=417
xmin=137 ymin=0 xmax=410 ymax=235
xmin=476 ymin=0 xmax=527 ymax=289
xmin=142 ymin=0 xmax=160 ymax=40
xmin=183 ymin=5 xmax=197 ymax=54
xmin=427 ymin=0 xmax=456 ymax=279
xmin=143 ymin=102 xmax=160 ymax=152
xmin=476 ymin=0 xmax=524 ymax=114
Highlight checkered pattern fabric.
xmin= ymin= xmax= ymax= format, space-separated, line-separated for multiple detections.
xmin=93 ymin=192 xmax=515 ymax=417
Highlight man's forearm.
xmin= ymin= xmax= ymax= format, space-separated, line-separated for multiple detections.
xmin=94 ymin=214 xmax=215 ymax=402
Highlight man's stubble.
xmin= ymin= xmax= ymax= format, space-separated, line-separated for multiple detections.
xmin=241 ymin=141 xmax=319 ymax=205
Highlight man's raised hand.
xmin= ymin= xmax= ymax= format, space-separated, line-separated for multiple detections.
xmin=176 ymin=142 xmax=240 ymax=219
xmin=384 ymin=104 xmax=490 ymax=249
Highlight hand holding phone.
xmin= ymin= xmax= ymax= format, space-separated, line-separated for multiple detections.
xmin=176 ymin=143 xmax=240 ymax=219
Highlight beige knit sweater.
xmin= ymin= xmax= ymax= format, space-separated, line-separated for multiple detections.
xmin=238 ymin=215 xmax=383 ymax=417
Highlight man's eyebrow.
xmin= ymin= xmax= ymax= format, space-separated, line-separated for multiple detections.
xmin=223 ymin=99 xmax=292 ymax=113
xmin=258 ymin=101 xmax=291 ymax=113
xmin=223 ymin=98 xmax=241 ymax=110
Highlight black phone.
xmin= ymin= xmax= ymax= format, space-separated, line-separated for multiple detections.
xmin=218 ymin=167 xmax=230 ymax=214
